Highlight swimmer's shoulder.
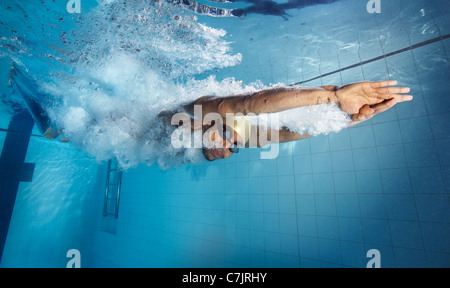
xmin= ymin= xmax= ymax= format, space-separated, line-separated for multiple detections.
xmin=181 ymin=95 xmax=219 ymax=116
xmin=188 ymin=95 xmax=218 ymax=106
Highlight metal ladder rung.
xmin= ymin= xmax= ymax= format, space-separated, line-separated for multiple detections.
xmin=103 ymin=160 xmax=122 ymax=219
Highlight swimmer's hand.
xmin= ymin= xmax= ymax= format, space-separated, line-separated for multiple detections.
xmin=348 ymin=98 xmax=402 ymax=126
xmin=335 ymin=80 xmax=413 ymax=119
xmin=44 ymin=127 xmax=69 ymax=142
xmin=44 ymin=127 xmax=60 ymax=140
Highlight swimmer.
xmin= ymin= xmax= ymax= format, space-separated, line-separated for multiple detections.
xmin=180 ymin=80 xmax=412 ymax=161
xmin=9 ymin=65 xmax=412 ymax=162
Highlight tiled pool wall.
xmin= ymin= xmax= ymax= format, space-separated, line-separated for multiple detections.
xmin=0 ymin=0 xmax=448 ymax=268
xmin=86 ymin=0 xmax=449 ymax=268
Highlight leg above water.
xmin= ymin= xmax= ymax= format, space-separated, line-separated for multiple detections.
xmin=8 ymin=64 xmax=60 ymax=139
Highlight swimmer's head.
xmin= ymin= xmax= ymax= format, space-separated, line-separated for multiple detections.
xmin=202 ymin=123 xmax=243 ymax=161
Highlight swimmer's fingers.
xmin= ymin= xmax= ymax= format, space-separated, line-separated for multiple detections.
xmin=392 ymin=94 xmax=414 ymax=103
xmin=371 ymin=88 xmax=411 ymax=101
xmin=371 ymin=98 xmax=398 ymax=115
xmin=374 ymin=87 xmax=411 ymax=98
xmin=351 ymin=98 xmax=398 ymax=123
xmin=366 ymin=81 xmax=412 ymax=101
xmin=376 ymin=86 xmax=410 ymax=95
xmin=349 ymin=83 xmax=413 ymax=126
xmin=44 ymin=127 xmax=60 ymax=140
xmin=359 ymin=104 xmax=374 ymax=116
xmin=351 ymin=104 xmax=376 ymax=122
xmin=369 ymin=80 xmax=399 ymax=88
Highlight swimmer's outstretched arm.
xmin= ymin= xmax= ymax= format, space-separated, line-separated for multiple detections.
xmin=250 ymin=91 xmax=410 ymax=146
xmin=189 ymin=81 xmax=412 ymax=120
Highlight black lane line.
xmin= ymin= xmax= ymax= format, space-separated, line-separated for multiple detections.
xmin=292 ymin=34 xmax=450 ymax=85
xmin=0 ymin=110 xmax=36 ymax=262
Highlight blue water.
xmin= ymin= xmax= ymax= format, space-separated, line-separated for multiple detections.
xmin=0 ymin=0 xmax=449 ymax=268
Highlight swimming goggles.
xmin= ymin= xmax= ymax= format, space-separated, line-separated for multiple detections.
xmin=222 ymin=126 xmax=239 ymax=153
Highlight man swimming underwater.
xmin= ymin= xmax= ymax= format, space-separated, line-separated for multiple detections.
xmin=9 ymin=67 xmax=412 ymax=162
xmin=181 ymin=80 xmax=412 ymax=161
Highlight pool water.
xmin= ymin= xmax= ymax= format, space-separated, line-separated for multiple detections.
xmin=0 ymin=0 xmax=449 ymax=268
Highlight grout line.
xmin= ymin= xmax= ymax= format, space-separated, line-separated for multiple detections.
xmin=407 ymin=32 xmax=441 ymax=269
xmin=371 ymin=29 xmax=398 ymax=267
xmin=291 ymin=144 xmax=302 ymax=268
xmin=325 ymin=134 xmax=343 ymax=266
xmin=0 ymin=128 xmax=44 ymax=138
xmin=291 ymin=34 xmax=450 ymax=86
xmin=397 ymin=2 xmax=430 ymax=266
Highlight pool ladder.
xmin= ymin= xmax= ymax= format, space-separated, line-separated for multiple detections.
xmin=103 ymin=160 xmax=122 ymax=219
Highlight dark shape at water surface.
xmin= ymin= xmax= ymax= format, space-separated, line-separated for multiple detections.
xmin=168 ymin=0 xmax=338 ymax=18
xmin=232 ymin=0 xmax=338 ymax=17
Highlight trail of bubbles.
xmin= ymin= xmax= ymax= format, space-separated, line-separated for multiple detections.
xmin=2 ymin=0 xmax=351 ymax=170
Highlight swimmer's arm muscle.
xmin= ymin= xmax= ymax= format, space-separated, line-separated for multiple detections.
xmin=189 ymin=81 xmax=411 ymax=119
xmin=247 ymin=125 xmax=312 ymax=147
xmin=193 ymin=86 xmax=338 ymax=117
